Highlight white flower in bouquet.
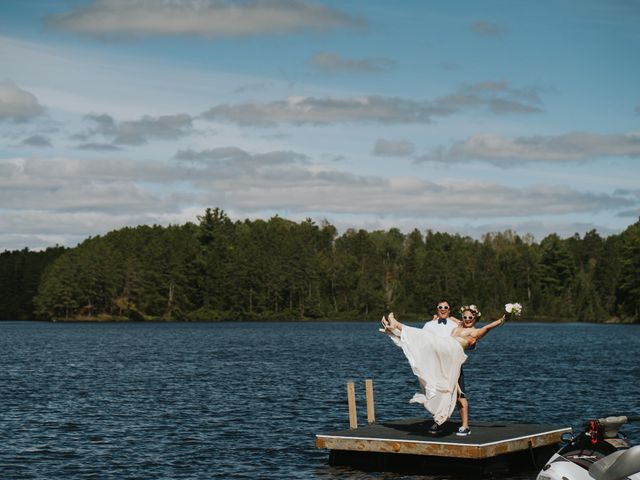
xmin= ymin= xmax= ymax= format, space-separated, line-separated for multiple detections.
xmin=504 ymin=302 xmax=523 ymax=316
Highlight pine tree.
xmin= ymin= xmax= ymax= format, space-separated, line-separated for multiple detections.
xmin=617 ymin=220 xmax=640 ymax=320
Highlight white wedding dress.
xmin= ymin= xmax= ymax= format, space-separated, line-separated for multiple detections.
xmin=387 ymin=325 xmax=467 ymax=425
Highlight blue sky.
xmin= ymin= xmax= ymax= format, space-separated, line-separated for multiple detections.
xmin=1 ymin=0 xmax=639 ymax=250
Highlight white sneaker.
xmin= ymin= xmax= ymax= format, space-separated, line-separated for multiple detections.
xmin=456 ymin=427 xmax=471 ymax=436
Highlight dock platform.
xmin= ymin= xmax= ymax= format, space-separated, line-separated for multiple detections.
xmin=317 ymin=418 xmax=571 ymax=474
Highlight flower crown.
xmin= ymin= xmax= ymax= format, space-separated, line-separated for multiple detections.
xmin=459 ymin=304 xmax=481 ymax=318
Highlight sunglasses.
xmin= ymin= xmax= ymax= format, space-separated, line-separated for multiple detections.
xmin=462 ymin=315 xmax=475 ymax=320
xmin=437 ymin=305 xmax=450 ymax=310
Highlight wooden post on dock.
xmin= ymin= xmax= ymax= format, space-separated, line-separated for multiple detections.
xmin=347 ymin=382 xmax=357 ymax=429
xmin=365 ymin=379 xmax=375 ymax=424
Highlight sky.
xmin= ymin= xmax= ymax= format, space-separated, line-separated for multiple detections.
xmin=1 ymin=0 xmax=640 ymax=251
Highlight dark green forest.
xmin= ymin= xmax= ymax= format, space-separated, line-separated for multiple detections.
xmin=1 ymin=208 xmax=639 ymax=322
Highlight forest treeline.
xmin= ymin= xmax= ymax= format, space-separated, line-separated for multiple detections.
xmin=1 ymin=208 xmax=639 ymax=322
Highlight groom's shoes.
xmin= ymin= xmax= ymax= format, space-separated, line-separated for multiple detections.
xmin=428 ymin=422 xmax=442 ymax=435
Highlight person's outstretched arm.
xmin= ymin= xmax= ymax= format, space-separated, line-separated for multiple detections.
xmin=475 ymin=313 xmax=509 ymax=340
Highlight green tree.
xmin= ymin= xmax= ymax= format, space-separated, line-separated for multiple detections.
xmin=617 ymin=220 xmax=640 ymax=320
xmin=536 ymin=234 xmax=575 ymax=318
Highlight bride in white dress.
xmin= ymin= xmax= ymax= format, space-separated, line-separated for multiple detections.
xmin=381 ymin=310 xmax=507 ymax=425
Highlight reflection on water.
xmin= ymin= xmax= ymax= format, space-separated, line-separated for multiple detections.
xmin=1 ymin=321 xmax=639 ymax=479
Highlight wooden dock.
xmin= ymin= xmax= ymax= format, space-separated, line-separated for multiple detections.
xmin=316 ymin=417 xmax=571 ymax=475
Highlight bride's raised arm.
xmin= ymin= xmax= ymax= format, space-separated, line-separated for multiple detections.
xmin=475 ymin=313 xmax=509 ymax=340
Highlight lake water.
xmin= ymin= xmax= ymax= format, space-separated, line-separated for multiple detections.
xmin=1 ymin=321 xmax=639 ymax=479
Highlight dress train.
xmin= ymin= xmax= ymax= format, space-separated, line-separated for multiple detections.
xmin=387 ymin=325 xmax=467 ymax=425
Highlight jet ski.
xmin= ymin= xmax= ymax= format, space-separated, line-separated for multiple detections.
xmin=537 ymin=415 xmax=640 ymax=480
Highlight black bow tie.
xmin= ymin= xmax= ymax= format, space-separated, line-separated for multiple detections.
xmin=438 ymin=318 xmax=447 ymax=325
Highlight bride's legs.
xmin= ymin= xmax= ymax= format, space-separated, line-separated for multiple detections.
xmin=387 ymin=312 xmax=402 ymax=330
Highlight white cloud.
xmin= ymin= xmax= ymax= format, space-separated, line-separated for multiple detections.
xmin=0 ymin=80 xmax=44 ymax=121
xmin=21 ymin=134 xmax=52 ymax=147
xmin=0 ymin=210 xmax=193 ymax=251
xmin=0 ymin=151 xmax=636 ymax=250
xmin=324 ymin=217 xmax=621 ymax=243
xmin=202 ymin=82 xmax=544 ymax=126
xmin=372 ymin=138 xmax=414 ymax=157
xmin=203 ymin=95 xmax=445 ymax=126
xmin=310 ymin=52 xmax=396 ymax=73
xmin=208 ymin=177 xmax=632 ymax=218
xmin=3 ymin=152 xmax=633 ymax=217
xmin=46 ymin=0 xmax=364 ymax=39
xmin=75 ymin=142 xmax=122 ymax=151
xmin=434 ymin=81 xmax=544 ymax=114
xmin=78 ymin=112 xmax=194 ymax=145
xmin=419 ymin=131 xmax=640 ymax=165
xmin=617 ymin=208 xmax=640 ymax=218
xmin=174 ymin=146 xmax=309 ymax=166
xmin=169 ymin=151 xmax=636 ymax=218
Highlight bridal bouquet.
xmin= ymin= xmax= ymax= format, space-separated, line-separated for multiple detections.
xmin=504 ymin=302 xmax=523 ymax=316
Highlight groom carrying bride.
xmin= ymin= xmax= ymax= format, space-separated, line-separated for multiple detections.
xmin=381 ymin=301 xmax=511 ymax=436
xmin=419 ymin=300 xmax=468 ymax=436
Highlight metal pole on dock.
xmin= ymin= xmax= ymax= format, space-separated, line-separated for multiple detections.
xmin=347 ymin=381 xmax=357 ymax=429
xmin=365 ymin=379 xmax=375 ymax=424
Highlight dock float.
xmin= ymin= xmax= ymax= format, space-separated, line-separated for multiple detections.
xmin=316 ymin=418 xmax=571 ymax=475
xmin=316 ymin=381 xmax=571 ymax=475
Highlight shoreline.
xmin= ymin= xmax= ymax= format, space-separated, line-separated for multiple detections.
xmin=2 ymin=316 xmax=637 ymax=324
